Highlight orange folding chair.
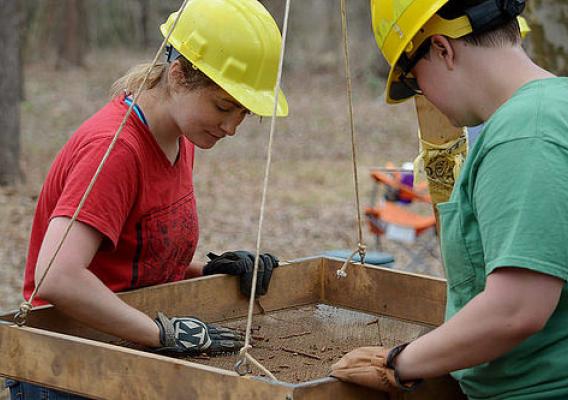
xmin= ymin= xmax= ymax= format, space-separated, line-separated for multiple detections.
xmin=365 ymin=168 xmax=439 ymax=271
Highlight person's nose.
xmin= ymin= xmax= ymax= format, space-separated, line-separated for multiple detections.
xmin=220 ymin=112 xmax=246 ymax=136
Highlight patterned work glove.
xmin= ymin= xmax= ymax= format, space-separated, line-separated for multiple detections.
xmin=330 ymin=344 xmax=422 ymax=392
xmin=203 ymin=251 xmax=279 ymax=297
xmin=154 ymin=312 xmax=244 ymax=355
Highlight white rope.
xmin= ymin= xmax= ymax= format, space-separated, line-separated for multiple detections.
xmin=336 ymin=243 xmax=367 ymax=278
xmin=14 ymin=0 xmax=191 ymax=326
xmin=246 ymin=350 xmax=278 ymax=381
xmin=236 ymin=0 xmax=292 ymax=380
xmin=336 ymin=0 xmax=367 ymax=280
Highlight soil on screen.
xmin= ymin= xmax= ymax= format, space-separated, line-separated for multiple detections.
xmin=173 ymin=304 xmax=430 ymax=383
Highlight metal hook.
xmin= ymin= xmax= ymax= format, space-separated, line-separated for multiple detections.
xmin=14 ymin=302 xmax=32 ymax=327
xmin=234 ymin=358 xmax=252 ymax=376
xmin=357 ymin=243 xmax=367 ymax=265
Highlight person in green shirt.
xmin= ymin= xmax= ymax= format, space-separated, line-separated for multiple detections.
xmin=331 ymin=1 xmax=568 ymax=399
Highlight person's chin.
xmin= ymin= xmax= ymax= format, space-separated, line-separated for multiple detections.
xmin=194 ymin=141 xmax=216 ymax=150
xmin=185 ymin=132 xmax=219 ymax=149
xmin=194 ymin=137 xmax=219 ymax=150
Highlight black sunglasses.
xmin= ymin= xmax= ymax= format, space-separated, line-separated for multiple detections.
xmin=399 ymin=73 xmax=423 ymax=96
xmin=391 ymin=40 xmax=432 ymax=100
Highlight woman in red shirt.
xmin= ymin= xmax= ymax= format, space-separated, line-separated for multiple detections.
xmin=9 ymin=1 xmax=287 ymax=398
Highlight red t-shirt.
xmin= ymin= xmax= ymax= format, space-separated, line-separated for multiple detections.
xmin=24 ymin=95 xmax=199 ymax=305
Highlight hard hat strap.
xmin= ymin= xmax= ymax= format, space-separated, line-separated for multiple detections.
xmin=165 ymin=45 xmax=182 ymax=63
xmin=406 ymin=14 xmax=472 ymax=62
xmin=464 ymin=0 xmax=525 ymax=35
xmin=405 ymin=0 xmax=525 ymax=61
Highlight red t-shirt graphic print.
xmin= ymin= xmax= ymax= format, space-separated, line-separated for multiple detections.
xmin=132 ymin=192 xmax=198 ymax=288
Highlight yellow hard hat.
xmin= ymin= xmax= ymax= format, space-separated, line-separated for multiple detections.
xmin=160 ymin=0 xmax=288 ymax=117
xmin=518 ymin=16 xmax=531 ymax=39
xmin=371 ymin=0 xmax=526 ymax=104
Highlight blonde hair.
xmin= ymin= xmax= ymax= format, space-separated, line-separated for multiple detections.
xmin=110 ymin=57 xmax=215 ymax=98
xmin=110 ymin=63 xmax=166 ymax=98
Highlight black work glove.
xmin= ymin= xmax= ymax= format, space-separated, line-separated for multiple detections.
xmin=202 ymin=251 xmax=279 ymax=297
xmin=154 ymin=312 xmax=244 ymax=355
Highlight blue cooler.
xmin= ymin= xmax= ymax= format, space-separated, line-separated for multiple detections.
xmin=322 ymin=250 xmax=394 ymax=267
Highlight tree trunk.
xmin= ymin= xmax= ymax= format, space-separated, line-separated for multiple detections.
xmin=140 ymin=0 xmax=151 ymax=48
xmin=0 ymin=0 xmax=23 ymax=185
xmin=56 ymin=0 xmax=88 ymax=69
xmin=524 ymin=1 xmax=568 ymax=75
xmin=260 ymin=0 xmax=382 ymax=76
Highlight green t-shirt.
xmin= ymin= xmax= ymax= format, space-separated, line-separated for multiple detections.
xmin=438 ymin=77 xmax=568 ymax=400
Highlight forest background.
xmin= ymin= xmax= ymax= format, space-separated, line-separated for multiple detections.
xmin=0 ymin=0 xmax=567 ymax=319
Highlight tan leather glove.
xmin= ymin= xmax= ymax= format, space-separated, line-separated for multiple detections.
xmin=330 ymin=344 xmax=421 ymax=392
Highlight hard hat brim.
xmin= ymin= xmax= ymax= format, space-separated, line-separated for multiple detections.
xmin=385 ymin=67 xmax=417 ymax=104
xmin=196 ymin=61 xmax=288 ymax=117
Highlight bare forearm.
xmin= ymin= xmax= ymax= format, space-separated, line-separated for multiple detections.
xmin=185 ymin=261 xmax=205 ymax=279
xmin=39 ymin=269 xmax=160 ymax=347
xmin=396 ymin=291 xmax=532 ymax=380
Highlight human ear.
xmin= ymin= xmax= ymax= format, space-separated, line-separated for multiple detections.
xmin=167 ymin=60 xmax=186 ymax=92
xmin=430 ymin=35 xmax=455 ymax=71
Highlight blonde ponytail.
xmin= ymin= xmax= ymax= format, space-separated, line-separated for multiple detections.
xmin=110 ymin=57 xmax=216 ymax=99
xmin=110 ymin=62 xmax=167 ymax=98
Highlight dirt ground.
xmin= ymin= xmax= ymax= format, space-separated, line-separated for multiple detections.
xmin=0 ymin=49 xmax=442 ymax=396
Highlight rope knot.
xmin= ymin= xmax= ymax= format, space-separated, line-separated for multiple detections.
xmin=14 ymin=301 xmax=32 ymax=326
xmin=239 ymin=344 xmax=252 ymax=357
xmin=357 ymin=243 xmax=367 ymax=264
xmin=336 ymin=244 xmax=366 ymax=279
